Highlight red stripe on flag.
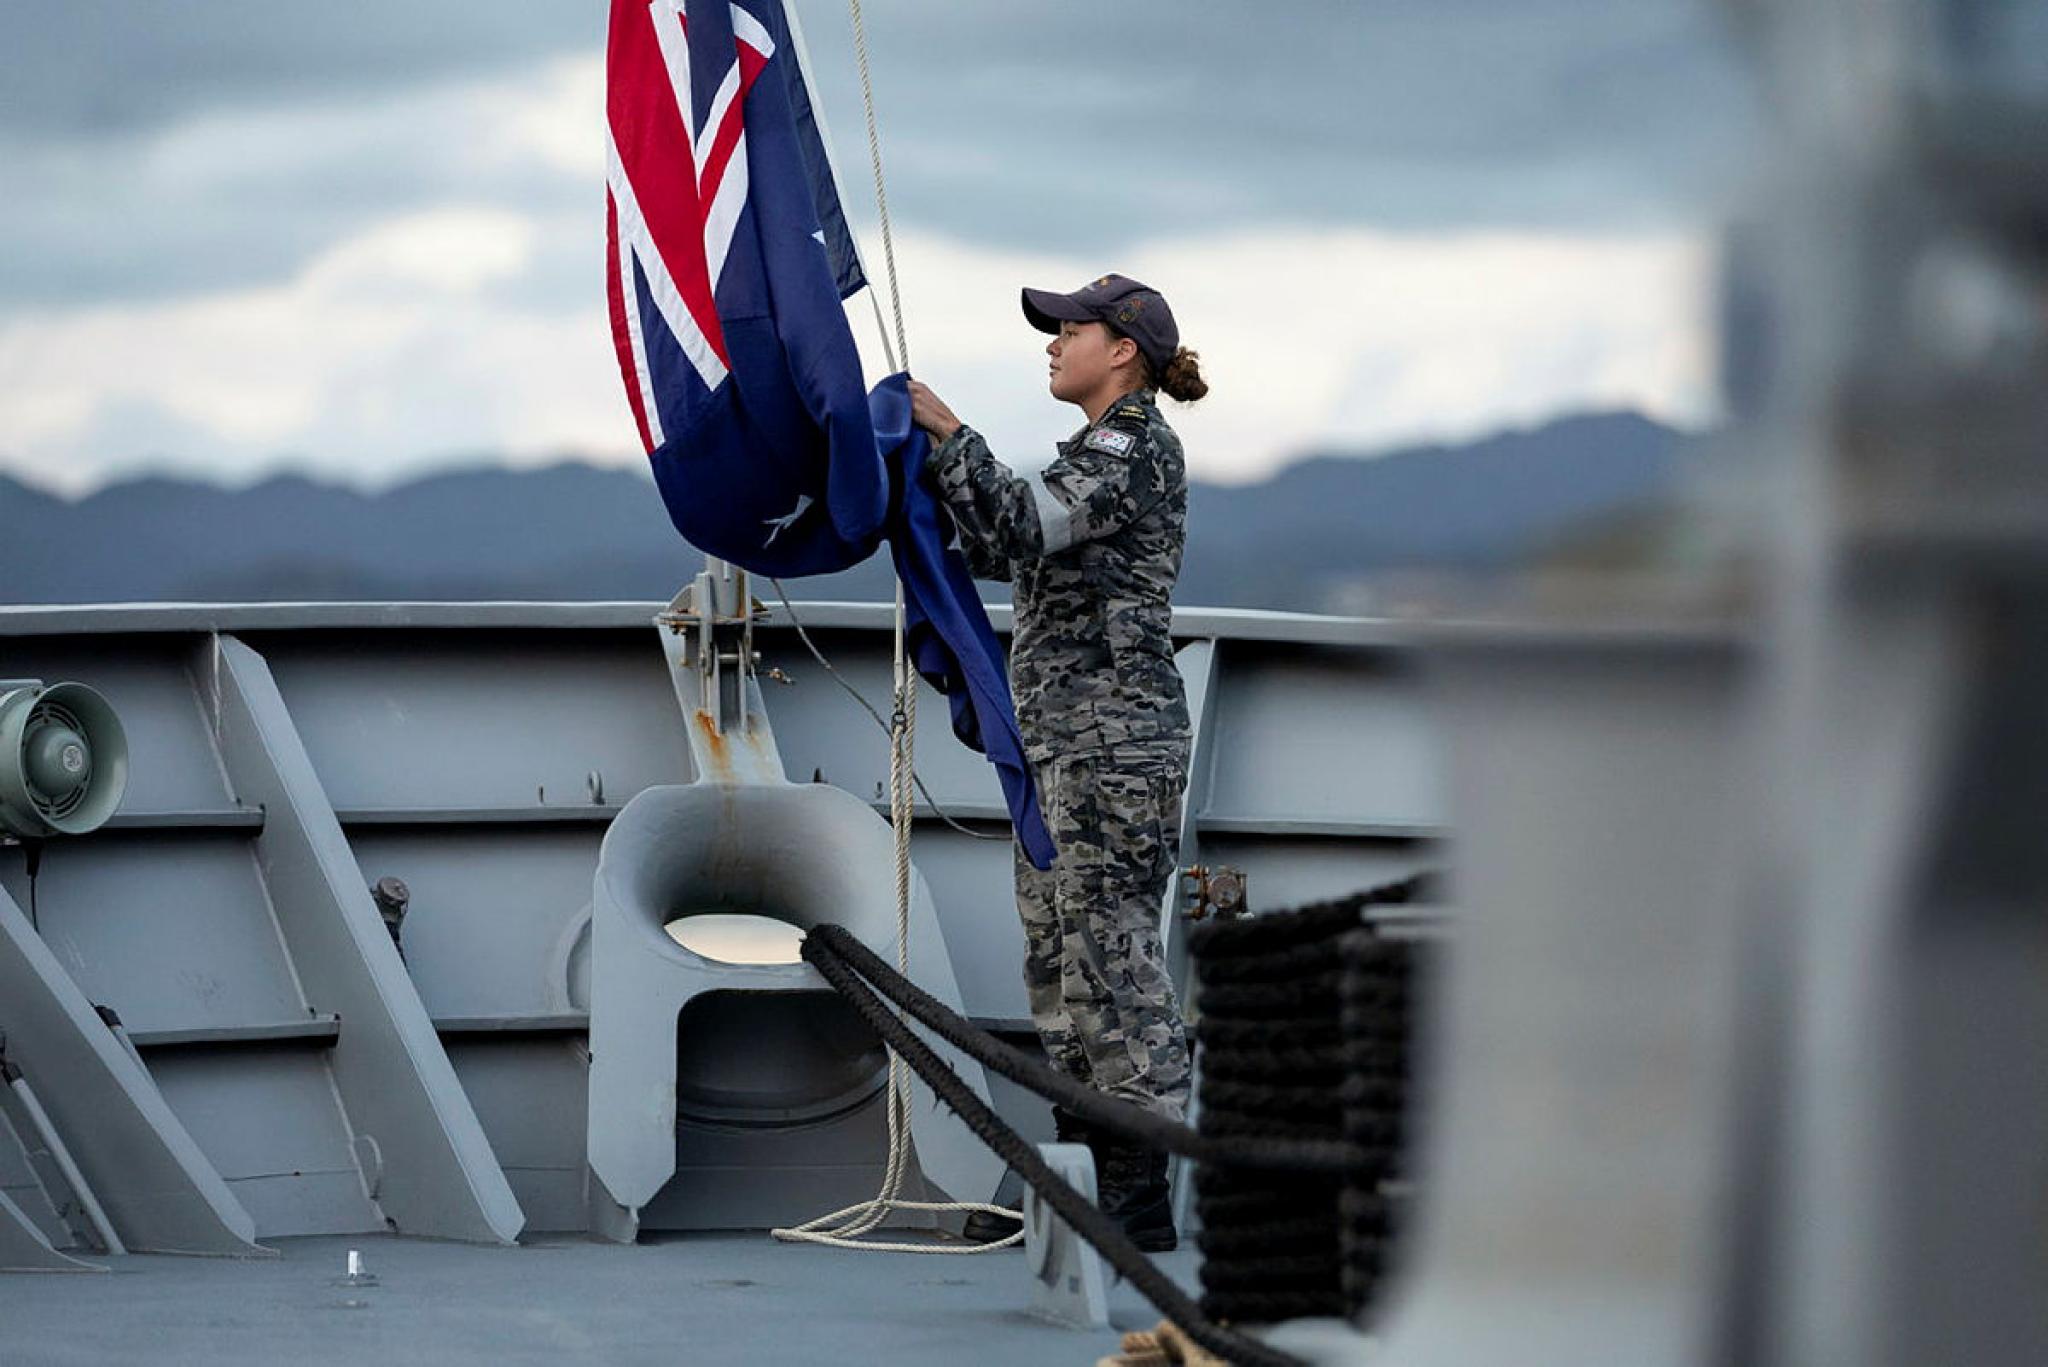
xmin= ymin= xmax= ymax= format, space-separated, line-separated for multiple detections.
xmin=605 ymin=191 xmax=657 ymax=455
xmin=737 ymin=40 xmax=769 ymax=84
xmin=697 ymin=43 xmax=768 ymax=210
xmin=606 ymin=0 xmax=731 ymax=369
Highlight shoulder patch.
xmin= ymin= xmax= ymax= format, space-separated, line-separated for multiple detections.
xmin=1083 ymin=426 xmax=1137 ymax=457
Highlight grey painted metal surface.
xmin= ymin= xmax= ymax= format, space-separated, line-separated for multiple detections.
xmin=0 ymin=1187 xmax=98 ymax=1273
xmin=0 ymin=599 xmax=1401 ymax=646
xmin=197 ymin=636 xmax=522 ymax=1245
xmin=1 ymin=1070 xmax=125 ymax=1254
xmin=251 ymin=630 xmax=693 ymax=812
xmin=1160 ymin=638 xmax=1219 ymax=997
xmin=1203 ymin=646 xmax=1444 ymax=834
xmin=0 ymin=883 xmax=261 ymax=1255
xmin=1 ymin=1232 xmax=1206 ymax=1366
xmin=589 ymin=783 xmax=1002 ymax=1232
xmin=1024 ymin=1142 xmax=1109 ymax=1329
xmin=0 ymin=1100 xmax=69 ymax=1249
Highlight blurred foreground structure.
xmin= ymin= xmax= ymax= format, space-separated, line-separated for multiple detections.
xmin=1375 ymin=3 xmax=2048 ymax=1364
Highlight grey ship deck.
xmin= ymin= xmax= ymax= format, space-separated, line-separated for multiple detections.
xmin=6 ymin=1234 xmax=1208 ymax=1367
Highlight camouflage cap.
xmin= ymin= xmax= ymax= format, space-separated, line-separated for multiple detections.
xmin=1020 ymin=274 xmax=1179 ymax=378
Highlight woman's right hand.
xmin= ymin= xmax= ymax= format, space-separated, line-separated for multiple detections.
xmin=907 ymin=379 xmax=963 ymax=443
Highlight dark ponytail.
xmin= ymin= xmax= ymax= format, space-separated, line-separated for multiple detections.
xmin=1158 ymin=346 xmax=1208 ymax=404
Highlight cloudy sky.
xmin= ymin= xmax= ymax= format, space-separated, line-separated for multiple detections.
xmin=0 ymin=1 xmax=1758 ymax=495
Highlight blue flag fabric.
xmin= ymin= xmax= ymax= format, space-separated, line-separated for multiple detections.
xmin=871 ymin=376 xmax=1056 ymax=869
xmin=605 ymin=0 xmax=1053 ymax=867
xmin=608 ymin=0 xmax=884 ymax=576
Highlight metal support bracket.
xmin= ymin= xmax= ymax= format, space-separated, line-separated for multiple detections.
xmin=0 ymin=881 xmax=262 ymax=1256
xmin=1180 ymin=864 xmax=1248 ymax=923
xmin=656 ymin=560 xmax=787 ymax=786
xmin=0 ymin=1188 xmax=99 ymax=1273
xmin=0 ymin=1058 xmax=123 ymax=1255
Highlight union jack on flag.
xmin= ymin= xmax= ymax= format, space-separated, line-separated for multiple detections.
xmin=604 ymin=0 xmax=881 ymax=576
xmin=602 ymin=0 xmax=1057 ymax=866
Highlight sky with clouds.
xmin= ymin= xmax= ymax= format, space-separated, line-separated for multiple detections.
xmin=0 ymin=0 xmax=1759 ymax=494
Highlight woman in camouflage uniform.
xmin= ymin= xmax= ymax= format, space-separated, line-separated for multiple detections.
xmin=908 ymin=274 xmax=1208 ymax=1251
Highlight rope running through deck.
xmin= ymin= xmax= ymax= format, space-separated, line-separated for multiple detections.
xmin=801 ymin=929 xmax=1304 ymax=1367
xmin=802 ymin=874 xmax=1433 ymax=1335
xmin=805 ymin=873 xmax=1432 ymax=1170
xmin=806 ymin=923 xmax=1375 ymax=1173
xmin=768 ymin=0 xmax=1022 ymax=1254
xmin=769 ymin=596 xmax=1019 ymax=1253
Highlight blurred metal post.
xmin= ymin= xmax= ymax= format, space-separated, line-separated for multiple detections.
xmin=1359 ymin=621 xmax=1752 ymax=1367
xmin=1744 ymin=3 xmax=2048 ymax=1363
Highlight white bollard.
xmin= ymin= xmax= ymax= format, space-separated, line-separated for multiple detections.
xmin=1024 ymin=1142 xmax=1110 ymax=1331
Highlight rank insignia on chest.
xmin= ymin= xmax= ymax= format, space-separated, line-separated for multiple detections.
xmin=1084 ymin=427 xmax=1137 ymax=456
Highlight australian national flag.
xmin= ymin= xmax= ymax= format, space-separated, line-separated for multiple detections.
xmin=605 ymin=0 xmax=1054 ymax=867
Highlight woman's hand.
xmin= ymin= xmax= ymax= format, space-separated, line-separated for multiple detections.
xmin=907 ymin=379 xmax=963 ymax=443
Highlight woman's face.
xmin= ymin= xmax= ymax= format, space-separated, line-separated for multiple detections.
xmin=1046 ymin=320 xmax=1128 ymax=403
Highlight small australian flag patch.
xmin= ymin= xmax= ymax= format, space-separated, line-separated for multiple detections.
xmin=1084 ymin=427 xmax=1136 ymax=457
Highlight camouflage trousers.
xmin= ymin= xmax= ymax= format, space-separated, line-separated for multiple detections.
xmin=1015 ymin=743 xmax=1192 ymax=1121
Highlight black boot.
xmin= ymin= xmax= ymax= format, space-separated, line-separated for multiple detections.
xmin=1096 ymin=1140 xmax=1176 ymax=1253
xmin=961 ymin=1108 xmax=1092 ymax=1244
xmin=1052 ymin=1104 xmax=1092 ymax=1147
xmin=962 ymin=1174 xmax=1023 ymax=1244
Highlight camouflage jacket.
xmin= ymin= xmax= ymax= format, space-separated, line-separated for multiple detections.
xmin=926 ymin=388 xmax=1190 ymax=764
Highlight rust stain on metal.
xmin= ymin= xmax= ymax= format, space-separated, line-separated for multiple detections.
xmin=692 ymin=710 xmax=734 ymax=781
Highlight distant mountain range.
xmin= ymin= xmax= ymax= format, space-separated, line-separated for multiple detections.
xmin=0 ymin=411 xmax=1698 ymax=612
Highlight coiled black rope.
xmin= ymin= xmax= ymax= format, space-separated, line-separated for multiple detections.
xmin=1190 ymin=937 xmax=1347 ymax=984
xmin=799 ymin=928 xmax=1303 ymax=1367
xmin=1187 ymin=885 xmax=1433 ymax=1325
xmin=1195 ymin=1185 xmax=1337 ymax=1223
xmin=1196 ymin=978 xmax=1337 ymax=1015
xmin=1182 ymin=875 xmax=1436 ymax=956
xmin=1340 ymin=927 xmax=1430 ymax=1318
xmin=1196 ymin=1215 xmax=1339 ymax=1258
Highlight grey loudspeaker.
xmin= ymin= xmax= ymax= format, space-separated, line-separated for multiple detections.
xmin=0 ymin=682 xmax=129 ymax=838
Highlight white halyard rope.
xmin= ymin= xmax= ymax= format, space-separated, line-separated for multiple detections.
xmin=766 ymin=577 xmax=1006 ymax=841
xmin=772 ymin=590 xmax=1019 ymax=1253
xmin=846 ymin=0 xmax=910 ymax=372
xmin=770 ymin=0 xmax=1020 ymax=1255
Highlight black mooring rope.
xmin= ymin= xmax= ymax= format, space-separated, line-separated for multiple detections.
xmin=805 ymin=870 xmax=1437 ymax=1338
xmin=806 ymin=923 xmax=1368 ymax=1174
xmin=799 ymin=929 xmax=1303 ymax=1367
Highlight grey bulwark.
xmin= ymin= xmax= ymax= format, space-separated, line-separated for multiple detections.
xmin=0 ymin=598 xmax=1452 ymax=1253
